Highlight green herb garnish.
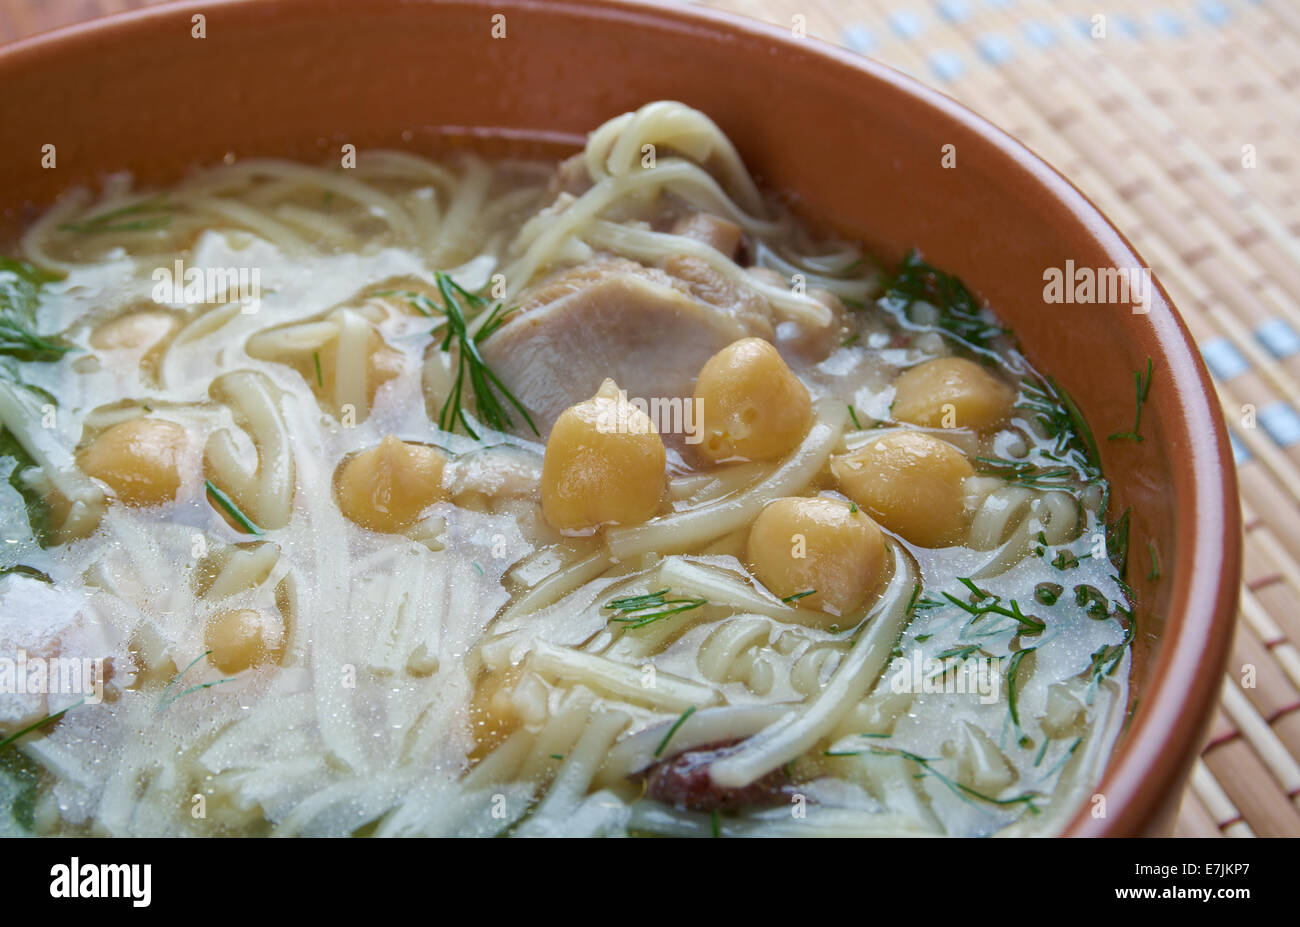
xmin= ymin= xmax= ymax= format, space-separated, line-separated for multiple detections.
xmin=0 ymin=257 xmax=68 ymax=362
xmin=830 ymin=745 xmax=1042 ymax=813
xmin=430 ymin=272 xmax=538 ymax=439
xmin=1015 ymin=376 xmax=1100 ymax=481
xmin=1033 ymin=736 xmax=1052 ymax=766
xmin=878 ymin=250 xmax=1008 ymax=353
xmin=1106 ymin=506 xmax=1131 ymax=579
xmin=1086 ymin=613 xmax=1136 ymax=692
xmin=157 ymin=651 xmax=234 ymax=711
xmin=906 ymin=583 xmax=922 ymax=616
xmin=1074 ymin=584 xmax=1110 ymax=619
xmin=0 ymin=698 xmax=85 ymax=751
xmin=0 ymin=423 xmax=54 ymax=547
xmin=936 ymin=643 xmax=987 ymax=662
xmin=373 ymin=288 xmax=437 ymax=318
xmin=58 ymin=196 xmax=171 ymax=235
xmin=1107 ymin=357 xmax=1153 ymax=442
xmin=205 ymin=479 xmax=263 ymax=536
xmin=605 ymin=588 xmax=706 ymax=630
xmin=654 ymin=705 xmax=697 ymax=757
xmin=781 ymin=589 xmax=816 ymax=604
xmin=1034 ymin=582 xmax=1063 ymax=606
xmin=942 ymin=578 xmax=1045 ymax=634
xmin=974 ymin=456 xmax=1079 ymax=491
xmin=1049 ymin=549 xmax=1083 ymax=571
xmin=1005 ymin=648 xmax=1033 ymax=727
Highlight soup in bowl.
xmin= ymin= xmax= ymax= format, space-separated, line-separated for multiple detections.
xmin=0 ymin=0 xmax=1239 ymax=838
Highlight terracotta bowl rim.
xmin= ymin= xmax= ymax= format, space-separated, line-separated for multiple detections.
xmin=0 ymin=0 xmax=1241 ymax=837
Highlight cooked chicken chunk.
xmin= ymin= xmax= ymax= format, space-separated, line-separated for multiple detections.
xmin=469 ymin=256 xmax=774 ymax=442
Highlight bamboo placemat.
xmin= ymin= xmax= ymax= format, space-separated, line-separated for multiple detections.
xmin=2 ymin=0 xmax=1298 ymax=837
xmin=693 ymin=0 xmax=1300 ymax=838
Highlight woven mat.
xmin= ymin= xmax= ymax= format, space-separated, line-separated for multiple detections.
xmin=2 ymin=0 xmax=1298 ymax=838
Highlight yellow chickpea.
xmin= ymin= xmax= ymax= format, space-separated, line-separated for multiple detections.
xmin=245 ymin=319 xmax=402 ymax=413
xmin=832 ymin=431 xmax=974 ymax=548
xmin=205 ymin=608 xmax=284 ymax=674
xmin=335 ymin=435 xmax=448 ymax=533
xmin=746 ymin=496 xmax=887 ymax=618
xmin=541 ymin=378 xmax=666 ymax=532
xmin=90 ymin=310 xmax=176 ymax=351
xmin=891 ymin=357 xmax=1014 ymax=431
xmin=312 ymin=329 xmax=404 ymax=407
xmin=693 ymin=338 xmax=812 ymax=462
xmin=76 ymin=417 xmax=187 ymax=506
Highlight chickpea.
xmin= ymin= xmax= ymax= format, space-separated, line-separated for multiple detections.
xmin=77 ymin=418 xmax=187 ymax=506
xmin=335 ymin=435 xmax=448 ymax=533
xmin=541 ymin=378 xmax=666 ymax=532
xmin=746 ymin=496 xmax=887 ymax=618
xmin=832 ymin=431 xmax=974 ymax=548
xmin=205 ymin=608 xmax=283 ymax=674
xmin=693 ymin=338 xmax=812 ymax=463
xmin=312 ymin=328 xmax=403 ymax=407
xmin=90 ymin=310 xmax=176 ymax=351
xmin=891 ymin=357 xmax=1014 ymax=432
xmin=245 ymin=318 xmax=402 ymax=413
xmin=468 ymin=666 xmax=523 ymax=760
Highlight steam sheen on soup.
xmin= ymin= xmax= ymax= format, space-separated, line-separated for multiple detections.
xmin=0 ymin=102 xmax=1133 ymax=837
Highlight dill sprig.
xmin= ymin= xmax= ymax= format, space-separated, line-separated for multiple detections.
xmin=1005 ymin=648 xmax=1034 ymax=728
xmin=605 ymin=588 xmax=707 ymax=630
xmin=941 ymin=577 xmax=1045 ymax=634
xmin=429 ymin=273 xmax=538 ymax=440
xmin=205 ymin=479 xmax=263 ymax=536
xmin=827 ymin=745 xmax=1041 ymax=813
xmin=156 ymin=651 xmax=235 ymax=712
xmin=371 ymin=288 xmax=437 ymax=318
xmin=0 ymin=698 xmax=85 ymax=751
xmin=974 ymin=456 xmax=1079 ymax=491
xmin=1107 ymin=357 xmax=1153 ymax=443
xmin=0 ymin=257 xmax=69 ymax=362
xmin=1016 ymin=376 xmax=1100 ymax=479
xmin=58 ymin=196 xmax=171 ymax=235
xmin=1033 ymin=736 xmax=1052 ymax=767
xmin=1074 ymin=584 xmax=1111 ymax=620
xmin=1087 ymin=609 xmax=1136 ymax=692
xmin=1106 ymin=506 xmax=1131 ymax=579
xmin=878 ymin=249 xmax=1008 ymax=353
xmin=1034 ymin=582 xmax=1063 ymax=606
xmin=977 ymin=374 xmax=1101 ymax=492
xmin=654 ymin=705 xmax=697 ymax=757
xmin=935 ymin=642 xmax=988 ymax=662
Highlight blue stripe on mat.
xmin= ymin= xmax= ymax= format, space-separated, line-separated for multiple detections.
xmin=1256 ymin=318 xmax=1300 ymax=359
xmin=1201 ymin=338 xmax=1250 ymax=381
xmin=1258 ymin=402 xmax=1300 ymax=448
xmin=1228 ymin=432 xmax=1252 ymax=465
